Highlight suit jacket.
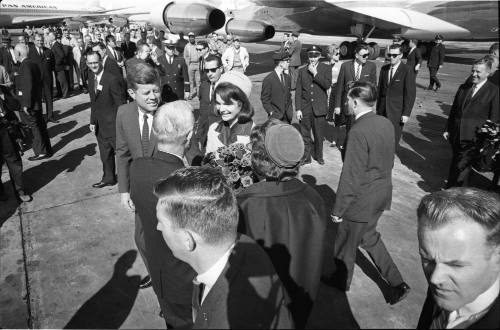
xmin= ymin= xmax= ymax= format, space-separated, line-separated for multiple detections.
xmin=129 ymin=152 xmax=196 ymax=305
xmin=120 ymin=40 xmax=137 ymax=59
xmin=417 ymin=288 xmax=500 ymax=329
xmin=427 ymin=43 xmax=445 ymax=68
xmin=15 ymin=58 xmax=42 ymax=111
xmin=261 ymin=70 xmax=293 ymax=122
xmin=28 ymin=45 xmax=54 ymax=85
xmin=237 ymin=179 xmax=326 ymax=326
xmin=105 ymin=46 xmax=124 ymax=63
xmin=198 ymin=79 xmax=220 ymax=125
xmin=88 ymin=70 xmax=127 ymax=138
xmin=287 ymin=40 xmax=302 ymax=67
xmin=335 ymin=60 xmax=377 ymax=109
xmin=295 ymin=62 xmax=332 ymax=116
xmin=406 ymin=47 xmax=422 ymax=72
xmin=332 ymin=112 xmax=394 ymax=222
xmin=0 ymin=47 xmax=19 ymax=78
xmin=0 ymin=65 xmax=12 ymax=86
xmin=446 ymin=80 xmax=499 ymax=144
xmin=157 ymin=55 xmax=189 ymax=100
xmin=376 ymin=63 xmax=416 ymax=125
xmin=193 ymin=234 xmax=293 ymax=329
xmin=51 ymin=41 xmax=67 ymax=72
xmin=103 ymin=56 xmax=123 ymax=79
xmin=116 ymin=101 xmax=157 ymax=193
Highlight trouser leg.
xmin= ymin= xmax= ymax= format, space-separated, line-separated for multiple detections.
xmin=96 ymin=134 xmax=116 ymax=183
xmin=0 ymin=128 xmax=24 ymax=192
xmin=134 ymin=213 xmax=150 ymax=274
xmin=289 ymin=66 xmax=298 ymax=90
xmin=299 ymin=112 xmax=313 ymax=162
xmin=312 ymin=115 xmax=325 ymax=161
xmin=42 ymin=80 xmax=54 ymax=119
xmin=56 ymin=70 xmax=68 ymax=98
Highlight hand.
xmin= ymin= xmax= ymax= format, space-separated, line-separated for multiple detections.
xmin=308 ymin=64 xmax=317 ymax=76
xmin=443 ymin=131 xmax=449 ymax=140
xmin=296 ymin=110 xmax=303 ymax=121
xmin=401 ymin=116 xmax=409 ymax=124
xmin=184 ymin=91 xmax=190 ymax=100
xmin=331 ymin=215 xmax=343 ymax=223
xmin=334 ymin=107 xmax=341 ymax=115
xmin=22 ymin=107 xmax=29 ymax=116
xmin=121 ymin=193 xmax=135 ymax=211
xmin=89 ymin=124 xmax=95 ymax=132
xmin=415 ymin=64 xmax=420 ymax=71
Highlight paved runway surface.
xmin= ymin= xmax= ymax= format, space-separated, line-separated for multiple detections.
xmin=0 ymin=34 xmax=494 ymax=329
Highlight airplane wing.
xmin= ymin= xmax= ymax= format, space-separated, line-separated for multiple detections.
xmin=325 ymin=1 xmax=471 ymax=39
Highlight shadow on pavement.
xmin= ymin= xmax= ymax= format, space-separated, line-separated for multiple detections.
xmin=51 ymin=125 xmax=91 ymax=154
xmin=47 ymin=121 xmax=78 ymax=140
xmin=64 ymin=250 xmax=141 ymax=329
xmin=56 ymin=102 xmax=90 ymax=121
xmin=23 ymin=143 xmax=96 ymax=194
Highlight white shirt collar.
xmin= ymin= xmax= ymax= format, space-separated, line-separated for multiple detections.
xmin=355 ymin=109 xmax=373 ymax=120
xmin=390 ymin=61 xmax=402 ymax=72
xmin=194 ymin=243 xmax=235 ymax=304
xmin=96 ymin=70 xmax=104 ymax=84
xmin=473 ymin=79 xmax=488 ymax=93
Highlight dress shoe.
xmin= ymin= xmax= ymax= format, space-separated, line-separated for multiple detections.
xmin=28 ymin=154 xmax=50 ymax=161
xmin=387 ymin=282 xmax=411 ymax=305
xmin=426 ymin=85 xmax=433 ymax=90
xmin=330 ymin=141 xmax=337 ymax=147
xmin=139 ymin=275 xmax=152 ymax=289
xmin=92 ymin=181 xmax=117 ymax=188
xmin=434 ymin=86 xmax=440 ymax=92
xmin=17 ymin=190 xmax=32 ymax=203
xmin=301 ymin=158 xmax=312 ymax=165
xmin=47 ymin=118 xmax=59 ymax=123
xmin=317 ymin=159 xmax=325 ymax=165
xmin=159 ymin=310 xmax=164 ymax=318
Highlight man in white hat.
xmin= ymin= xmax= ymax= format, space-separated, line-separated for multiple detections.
xmin=183 ymin=32 xmax=199 ymax=99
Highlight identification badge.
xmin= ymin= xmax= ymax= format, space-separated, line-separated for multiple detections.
xmin=97 ymin=84 xmax=103 ymax=91
xmin=18 ymin=91 xmax=23 ymax=96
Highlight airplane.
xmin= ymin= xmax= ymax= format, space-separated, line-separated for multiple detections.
xmin=1 ymin=0 xmax=498 ymax=59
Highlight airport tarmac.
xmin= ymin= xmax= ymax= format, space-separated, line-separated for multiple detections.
xmin=0 ymin=34 xmax=496 ymax=329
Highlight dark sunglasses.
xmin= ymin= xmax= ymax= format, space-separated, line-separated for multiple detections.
xmin=204 ymin=67 xmax=220 ymax=73
xmin=308 ymin=53 xmax=320 ymax=58
xmin=388 ymin=53 xmax=400 ymax=58
xmin=196 ymin=48 xmax=204 ymax=51
xmin=360 ymin=53 xmax=369 ymax=58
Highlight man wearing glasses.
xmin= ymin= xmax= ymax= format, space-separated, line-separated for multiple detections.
xmin=334 ymin=43 xmax=377 ymax=158
xmin=196 ymin=41 xmax=210 ymax=82
xmin=295 ymin=45 xmax=332 ymax=165
xmin=157 ymin=40 xmax=189 ymax=102
xmin=377 ymin=44 xmax=416 ymax=147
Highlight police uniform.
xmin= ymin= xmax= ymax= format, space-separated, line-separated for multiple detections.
xmin=158 ymin=41 xmax=190 ymax=102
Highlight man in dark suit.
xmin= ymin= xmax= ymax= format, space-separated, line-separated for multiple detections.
xmin=130 ymin=101 xmax=196 ymax=329
xmin=120 ymin=32 xmax=137 ymax=60
xmin=86 ymin=51 xmax=127 ymax=188
xmin=331 ymin=81 xmax=410 ymax=304
xmin=0 ymin=36 xmax=19 ymax=81
xmin=406 ymin=39 xmax=422 ymax=78
xmin=197 ymin=41 xmax=210 ymax=83
xmin=334 ymin=43 xmax=377 ymax=155
xmin=155 ymin=166 xmax=293 ymax=329
xmin=92 ymin=42 xmax=123 ymax=79
xmin=416 ymin=188 xmax=500 ymax=329
xmin=116 ymin=62 xmax=161 ymax=290
xmin=487 ymin=42 xmax=498 ymax=86
xmin=105 ymin=35 xmax=124 ymax=74
xmin=158 ymin=40 xmax=190 ymax=101
xmin=49 ymin=32 xmax=69 ymax=99
xmin=261 ymin=51 xmax=293 ymax=123
xmin=444 ymin=57 xmax=499 ymax=188
xmin=28 ymin=34 xmax=56 ymax=122
xmin=14 ymin=44 xmax=52 ymax=161
xmin=377 ymin=44 xmax=416 ymax=146
xmin=287 ymin=32 xmax=302 ymax=90
xmin=295 ymin=45 xmax=332 ymax=165
xmin=427 ymin=34 xmax=446 ymax=92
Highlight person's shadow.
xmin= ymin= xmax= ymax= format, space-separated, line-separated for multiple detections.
xmin=47 ymin=120 xmax=78 ymax=139
xmin=64 ymin=250 xmax=141 ymax=329
xmin=55 ymin=102 xmax=90 ymax=121
xmin=50 ymin=125 xmax=92 ymax=154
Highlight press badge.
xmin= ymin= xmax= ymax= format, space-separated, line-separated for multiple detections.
xmin=18 ymin=91 xmax=22 ymax=96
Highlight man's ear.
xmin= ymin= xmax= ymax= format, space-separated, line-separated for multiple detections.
xmin=184 ymin=230 xmax=197 ymax=252
xmin=127 ymin=88 xmax=136 ymax=100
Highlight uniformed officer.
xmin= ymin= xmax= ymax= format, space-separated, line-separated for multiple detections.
xmin=158 ymin=40 xmax=189 ymax=102
xmin=295 ymin=45 xmax=332 ymax=165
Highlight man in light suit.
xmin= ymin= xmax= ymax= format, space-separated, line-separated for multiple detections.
xmin=444 ymin=57 xmax=499 ymax=188
xmin=331 ymin=81 xmax=410 ymax=304
xmin=130 ymin=101 xmax=196 ymax=329
xmin=221 ymin=38 xmax=249 ymax=74
xmin=377 ymin=44 xmax=416 ymax=147
xmin=87 ymin=51 xmax=127 ymax=188
xmin=334 ymin=43 xmax=377 ymax=156
xmin=261 ymin=51 xmax=293 ymax=123
xmin=155 ymin=166 xmax=293 ymax=329
xmin=116 ymin=61 xmax=161 ymax=290
xmin=287 ymin=32 xmax=302 ymax=90
xmin=295 ymin=45 xmax=332 ymax=165
xmin=406 ymin=39 xmax=422 ymax=78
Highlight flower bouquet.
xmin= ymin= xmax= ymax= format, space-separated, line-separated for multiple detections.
xmin=459 ymin=120 xmax=500 ymax=173
xmin=203 ymin=143 xmax=257 ymax=192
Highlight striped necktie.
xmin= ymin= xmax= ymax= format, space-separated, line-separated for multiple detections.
xmin=141 ymin=113 xmax=150 ymax=156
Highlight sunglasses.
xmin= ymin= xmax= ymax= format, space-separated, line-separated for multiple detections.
xmin=388 ymin=53 xmax=401 ymax=58
xmin=308 ymin=53 xmax=320 ymax=58
xmin=196 ymin=48 xmax=204 ymax=51
xmin=360 ymin=53 xmax=369 ymax=58
xmin=204 ymin=67 xmax=220 ymax=73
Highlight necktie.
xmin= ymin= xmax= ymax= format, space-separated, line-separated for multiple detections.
xmin=113 ymin=49 xmax=118 ymax=60
xmin=192 ymin=282 xmax=205 ymax=323
xmin=94 ymin=74 xmax=98 ymax=94
xmin=355 ymin=63 xmax=361 ymax=81
xmin=280 ymin=72 xmax=285 ymax=87
xmin=141 ymin=113 xmax=150 ymax=156
xmin=389 ymin=66 xmax=394 ymax=83
xmin=463 ymin=85 xmax=475 ymax=110
xmin=209 ymin=83 xmax=215 ymax=102
xmin=38 ymin=47 xmax=41 ymax=56
xmin=430 ymin=309 xmax=449 ymax=329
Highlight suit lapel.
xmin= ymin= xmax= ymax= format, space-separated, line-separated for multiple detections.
xmin=350 ymin=61 xmax=356 ymax=80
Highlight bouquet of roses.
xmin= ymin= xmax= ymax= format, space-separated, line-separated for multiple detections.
xmin=203 ymin=143 xmax=257 ymax=192
xmin=459 ymin=120 xmax=500 ymax=172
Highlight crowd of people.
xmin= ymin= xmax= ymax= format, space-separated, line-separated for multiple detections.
xmin=0 ymin=21 xmax=499 ymax=329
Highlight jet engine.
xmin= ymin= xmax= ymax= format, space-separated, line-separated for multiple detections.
xmin=225 ymin=18 xmax=275 ymax=42
xmin=63 ymin=18 xmax=86 ymax=30
xmin=149 ymin=2 xmax=225 ymax=35
xmin=108 ymin=16 xmax=128 ymax=27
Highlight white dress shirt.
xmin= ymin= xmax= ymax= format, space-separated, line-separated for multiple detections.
xmin=472 ymin=79 xmax=488 ymax=97
xmin=355 ymin=109 xmax=373 ymax=120
xmin=138 ymin=108 xmax=154 ymax=138
xmin=388 ymin=61 xmax=401 ymax=83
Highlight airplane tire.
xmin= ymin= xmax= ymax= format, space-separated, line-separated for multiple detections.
xmin=368 ymin=42 xmax=380 ymax=60
xmin=340 ymin=41 xmax=354 ymax=59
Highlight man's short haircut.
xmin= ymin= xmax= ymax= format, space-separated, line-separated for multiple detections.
xmin=327 ymin=44 xmax=339 ymax=55
xmin=127 ymin=61 xmax=160 ymax=90
xmin=417 ymin=187 xmax=500 ymax=247
xmin=204 ymin=54 xmax=222 ymax=67
xmin=105 ymin=34 xmax=115 ymax=44
xmin=347 ymin=80 xmax=377 ymax=107
xmin=197 ymin=40 xmax=208 ymax=49
xmin=409 ymin=39 xmax=418 ymax=45
xmin=152 ymin=100 xmax=194 ymax=145
xmin=154 ymin=166 xmax=238 ymax=245
xmin=250 ymin=119 xmax=300 ymax=181
xmin=489 ymin=42 xmax=499 ymax=55
xmin=473 ymin=57 xmax=492 ymax=70
xmin=34 ymin=33 xmax=43 ymax=40
xmin=389 ymin=44 xmax=402 ymax=52
xmin=85 ymin=50 xmax=102 ymax=61
xmin=483 ymin=55 xmax=496 ymax=70
xmin=214 ymin=82 xmax=254 ymax=124
xmin=92 ymin=41 xmax=106 ymax=50
xmin=355 ymin=43 xmax=369 ymax=54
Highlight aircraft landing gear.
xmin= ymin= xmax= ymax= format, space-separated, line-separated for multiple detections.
xmin=339 ymin=24 xmax=380 ymax=60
